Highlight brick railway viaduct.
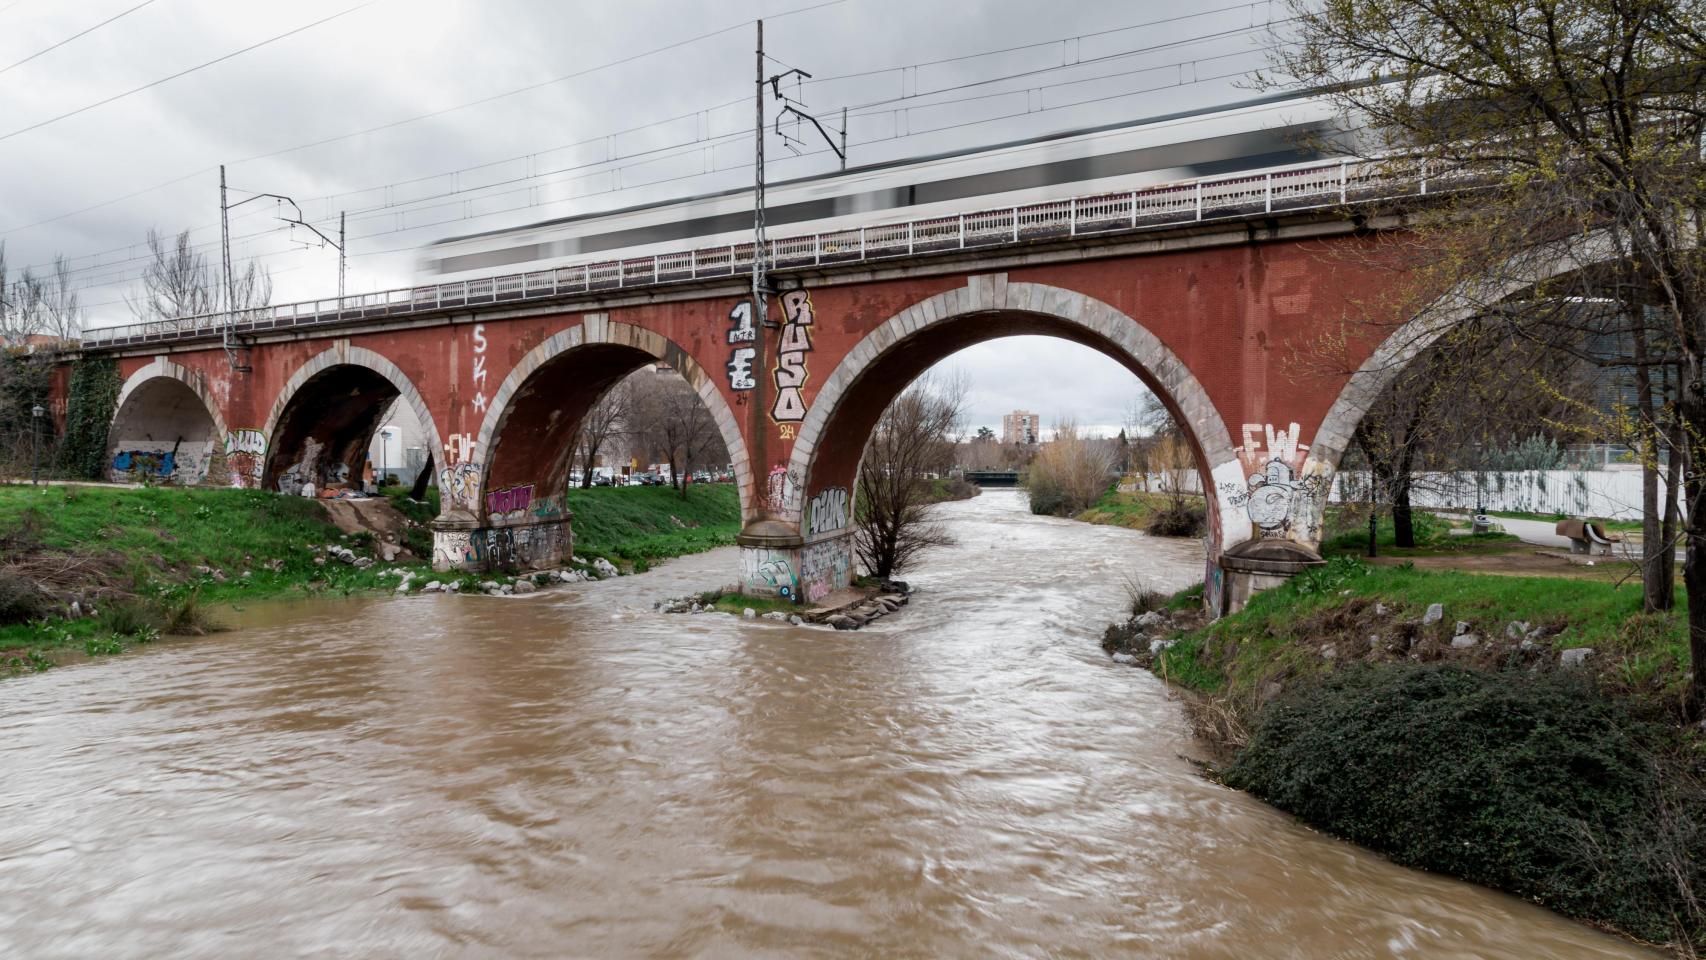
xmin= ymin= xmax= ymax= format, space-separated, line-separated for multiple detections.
xmin=57 ymin=162 xmax=1550 ymax=614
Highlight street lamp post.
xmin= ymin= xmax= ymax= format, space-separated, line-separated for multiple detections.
xmin=379 ymin=425 xmax=397 ymax=490
xmin=30 ymin=404 xmax=44 ymax=485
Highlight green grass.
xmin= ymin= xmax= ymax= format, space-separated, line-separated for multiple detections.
xmin=563 ymin=483 xmax=741 ymax=571
xmin=1320 ymin=509 xmax=1521 ymax=557
xmin=1158 ymin=560 xmax=1690 ymax=705
xmin=697 ymin=590 xmax=798 ymax=617
xmin=1075 ymin=487 xmax=1206 ymax=532
xmin=0 ymin=483 xmax=445 ymax=676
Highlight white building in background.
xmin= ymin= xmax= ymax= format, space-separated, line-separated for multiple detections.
xmin=367 ymin=397 xmax=430 ymax=486
xmin=1002 ymin=410 xmax=1040 ymax=445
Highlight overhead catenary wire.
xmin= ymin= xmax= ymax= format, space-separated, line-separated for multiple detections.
xmin=0 ymin=0 xmax=846 ymax=238
xmin=0 ymin=1 xmax=383 ymax=145
xmin=0 ymin=0 xmax=159 ymax=77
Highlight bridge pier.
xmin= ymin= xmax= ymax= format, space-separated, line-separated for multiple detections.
xmin=736 ymin=521 xmax=856 ymax=605
xmin=431 ymin=516 xmax=573 ymax=573
xmin=1214 ymin=539 xmax=1327 ymax=615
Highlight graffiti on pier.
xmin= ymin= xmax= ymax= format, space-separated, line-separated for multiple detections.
xmin=440 ymin=433 xmax=481 ymax=513
xmin=726 ymin=300 xmax=756 ymax=392
xmin=435 ymin=529 xmax=478 ymax=568
xmin=276 ymin=436 xmax=324 ymax=495
xmin=766 ymin=463 xmax=801 ymax=515
xmin=481 ymin=522 xmax=566 ymax=570
xmin=741 ymin=549 xmax=798 ymax=602
xmin=1238 ymin=422 xmax=1308 ymax=469
xmin=806 ymin=486 xmax=849 ymax=537
xmin=224 ymin=429 xmax=265 ymax=488
xmin=770 ymin=288 xmax=814 ymax=425
xmin=800 ymin=538 xmax=852 ymax=603
xmin=1228 ymin=421 xmax=1326 ymax=539
xmin=113 ymin=449 xmax=176 ymax=479
xmin=470 ymin=324 xmax=490 ymax=414
xmin=485 ymin=483 xmax=534 ymax=522
xmin=1222 ymin=459 xmax=1330 ymax=539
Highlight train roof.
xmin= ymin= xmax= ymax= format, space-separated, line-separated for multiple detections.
xmin=427 ymin=87 xmax=1343 ymax=248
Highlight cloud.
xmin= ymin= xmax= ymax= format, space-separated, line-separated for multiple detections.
xmin=0 ymin=0 xmax=1273 ymax=413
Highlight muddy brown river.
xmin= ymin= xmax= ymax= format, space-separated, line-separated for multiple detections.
xmin=0 ymin=492 xmax=1661 ymax=957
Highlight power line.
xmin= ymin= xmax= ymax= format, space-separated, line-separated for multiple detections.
xmin=0 ymin=0 xmax=159 ymax=77
xmin=0 ymin=1 xmax=382 ymax=146
xmin=0 ymin=0 xmax=843 ymax=238
xmin=59 ymin=46 xmax=1284 ymax=299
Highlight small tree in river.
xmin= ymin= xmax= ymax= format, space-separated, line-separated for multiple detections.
xmin=855 ymin=372 xmax=965 ymax=579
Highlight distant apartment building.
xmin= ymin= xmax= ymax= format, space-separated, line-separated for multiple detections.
xmin=1002 ymin=410 xmax=1040 ymax=445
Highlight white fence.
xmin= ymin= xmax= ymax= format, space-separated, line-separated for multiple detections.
xmin=1330 ymin=469 xmax=1674 ymax=521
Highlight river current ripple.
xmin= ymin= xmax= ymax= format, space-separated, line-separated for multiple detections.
xmin=0 ymin=491 xmax=1658 ymax=958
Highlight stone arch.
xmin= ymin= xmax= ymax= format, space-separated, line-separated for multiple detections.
xmin=432 ymin=314 xmax=749 ymax=571
xmin=790 ymin=275 xmax=1241 ymax=533
xmin=261 ymin=342 xmax=444 ymax=496
xmin=107 ymin=358 xmax=229 ymax=484
xmin=1303 ymin=231 xmax=1624 ymax=486
xmin=771 ymin=275 xmax=1251 ymax=608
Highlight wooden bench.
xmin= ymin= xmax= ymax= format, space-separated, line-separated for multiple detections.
xmin=1555 ymin=518 xmax=1624 ymax=556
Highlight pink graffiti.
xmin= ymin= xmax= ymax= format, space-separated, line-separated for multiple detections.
xmin=485 ymin=484 xmax=534 ymax=516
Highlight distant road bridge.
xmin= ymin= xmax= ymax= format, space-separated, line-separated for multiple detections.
xmin=962 ymin=471 xmax=1020 ymax=488
xmin=58 ymin=157 xmax=1514 ymax=613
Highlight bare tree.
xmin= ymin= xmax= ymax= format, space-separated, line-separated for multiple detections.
xmin=628 ymin=368 xmax=724 ymax=496
xmin=1027 ymin=419 xmax=1117 ymax=516
xmin=128 ymin=228 xmax=271 ymax=326
xmin=856 ymin=371 xmax=966 ymax=579
xmin=41 ymin=256 xmax=80 ymax=342
xmin=571 ymin=378 xmax=631 ymax=488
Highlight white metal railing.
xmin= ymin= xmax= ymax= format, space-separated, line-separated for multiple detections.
xmin=82 ymin=155 xmax=1446 ymax=348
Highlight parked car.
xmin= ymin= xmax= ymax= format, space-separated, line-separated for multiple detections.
xmin=591 ymin=473 xmax=614 ymax=487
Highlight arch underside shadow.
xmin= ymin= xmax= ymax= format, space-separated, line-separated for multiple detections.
xmin=263 ymin=365 xmax=398 ymax=494
xmin=433 ymin=316 xmax=751 ymax=572
xmin=763 ymin=277 xmax=1258 ymax=611
xmin=107 ymin=360 xmax=228 ymax=485
xmin=261 ymin=345 xmax=446 ymax=498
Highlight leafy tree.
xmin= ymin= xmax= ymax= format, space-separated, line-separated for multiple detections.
xmin=1271 ymin=0 xmax=1706 ymax=715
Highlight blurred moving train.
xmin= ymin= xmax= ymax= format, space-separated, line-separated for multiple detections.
xmin=417 ymin=91 xmax=1355 ymax=283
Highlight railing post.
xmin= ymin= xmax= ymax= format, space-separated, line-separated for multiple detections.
xmin=859 ymin=227 xmax=866 ymax=260
xmin=1339 ymin=161 xmax=1348 ymax=204
xmin=690 ymin=249 xmax=697 ymax=279
xmin=1264 ymin=174 xmax=1272 ymax=213
xmin=1012 ymin=206 xmax=1019 ymax=242
xmin=907 ymin=222 xmax=914 ymax=256
xmin=617 ymin=261 xmax=624 ymax=287
xmin=1194 ymin=182 xmax=1202 ymax=220
xmin=729 ymin=244 xmax=737 ymax=275
xmin=1419 ymin=160 xmax=1428 ymax=195
xmin=959 ymin=215 xmax=965 ymax=248
xmin=1130 ymin=191 xmax=1138 ymax=227
xmin=1069 ymin=198 xmax=1077 ymax=236
xmin=814 ymin=234 xmax=821 ymax=266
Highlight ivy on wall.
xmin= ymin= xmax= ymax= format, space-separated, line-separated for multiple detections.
xmin=59 ymin=357 xmax=120 ymax=480
xmin=0 ymin=352 xmax=54 ymax=474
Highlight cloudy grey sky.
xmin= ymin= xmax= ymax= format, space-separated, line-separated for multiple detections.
xmin=0 ymin=0 xmax=1287 ymax=434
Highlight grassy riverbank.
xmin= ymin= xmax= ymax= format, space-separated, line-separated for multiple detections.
xmin=1114 ymin=562 xmax=1703 ymax=952
xmin=1074 ymin=487 xmax=1207 ymax=537
xmin=0 ymin=481 xmax=745 ymax=678
xmin=562 ymin=482 xmax=740 ymax=571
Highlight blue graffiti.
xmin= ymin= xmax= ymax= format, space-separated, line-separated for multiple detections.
xmin=112 ymin=450 xmax=176 ymax=478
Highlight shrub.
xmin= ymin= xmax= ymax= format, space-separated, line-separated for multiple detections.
xmin=1026 ymin=420 xmax=1116 ymax=516
xmin=1224 ymin=664 xmax=1703 ymax=947
xmin=0 ymin=569 xmax=51 ymax=625
xmin=1145 ymin=500 xmax=1205 ymax=537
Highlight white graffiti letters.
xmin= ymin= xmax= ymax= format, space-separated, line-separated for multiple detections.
xmin=771 ymin=289 xmax=814 ymax=424
xmin=807 ymin=486 xmax=849 ymax=537
xmin=470 ymin=324 xmax=489 ymax=415
xmin=726 ymin=300 xmax=757 ymax=392
xmin=1240 ymin=421 xmax=1308 ymax=467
